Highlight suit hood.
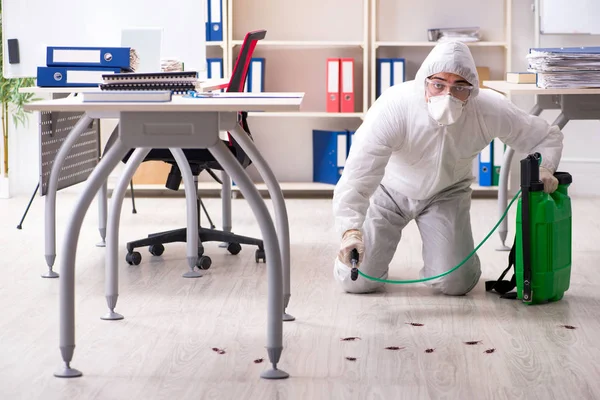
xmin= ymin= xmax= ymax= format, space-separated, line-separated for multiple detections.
xmin=414 ymin=41 xmax=480 ymax=100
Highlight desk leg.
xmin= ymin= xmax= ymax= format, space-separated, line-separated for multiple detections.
xmin=218 ymin=170 xmax=233 ymax=249
xmin=102 ymin=147 xmax=151 ymax=321
xmin=55 ymin=136 xmax=129 ymax=378
xmin=96 ymin=181 xmax=107 ymax=247
xmin=209 ymin=140 xmax=288 ymax=380
xmin=169 ymin=148 xmax=202 ymax=278
xmin=229 ymin=125 xmax=294 ymax=322
xmin=222 ymin=171 xmax=232 ymax=233
xmin=43 ymin=115 xmax=94 ymax=278
xmin=497 ymin=146 xmax=515 ymax=251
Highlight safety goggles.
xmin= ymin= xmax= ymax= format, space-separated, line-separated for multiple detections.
xmin=425 ymin=78 xmax=474 ymax=101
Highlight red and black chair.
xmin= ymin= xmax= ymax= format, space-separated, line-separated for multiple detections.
xmin=122 ymin=29 xmax=267 ymax=270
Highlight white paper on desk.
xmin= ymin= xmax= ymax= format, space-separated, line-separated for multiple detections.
xmin=536 ymin=71 xmax=600 ymax=88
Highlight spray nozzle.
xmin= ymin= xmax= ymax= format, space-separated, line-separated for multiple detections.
xmin=350 ymin=248 xmax=359 ymax=281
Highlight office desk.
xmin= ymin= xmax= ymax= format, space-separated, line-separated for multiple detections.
xmin=19 ymin=78 xmax=230 ymax=278
xmin=24 ymin=92 xmax=304 ymax=380
xmin=483 ymin=80 xmax=600 ymax=249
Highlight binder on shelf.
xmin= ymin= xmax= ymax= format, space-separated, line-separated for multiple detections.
xmin=340 ymin=58 xmax=354 ymax=112
xmin=205 ymin=0 xmax=211 ymax=42
xmin=326 ymin=58 xmax=340 ymax=112
xmin=46 ymin=46 xmax=131 ymax=69
xmin=492 ymin=138 xmax=504 ymax=186
xmin=207 ymin=57 xmax=224 ymax=91
xmin=478 ymin=141 xmax=493 ymax=186
xmin=245 ymin=58 xmax=265 ymax=92
xmin=376 ymin=58 xmax=405 ymax=98
xmin=313 ymin=129 xmax=352 ymax=185
xmin=207 ymin=0 xmax=223 ymax=41
xmin=37 ymin=66 xmax=121 ymax=87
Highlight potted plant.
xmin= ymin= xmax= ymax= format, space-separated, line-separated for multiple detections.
xmin=0 ymin=4 xmax=38 ymax=197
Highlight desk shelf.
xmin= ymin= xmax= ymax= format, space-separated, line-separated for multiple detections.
xmin=112 ymin=181 xmax=498 ymax=198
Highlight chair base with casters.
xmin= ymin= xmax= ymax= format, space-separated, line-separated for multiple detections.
xmin=124 ymin=170 xmax=266 ymax=269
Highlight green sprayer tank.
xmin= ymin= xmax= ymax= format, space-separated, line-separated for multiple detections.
xmin=515 ymin=153 xmax=573 ymax=304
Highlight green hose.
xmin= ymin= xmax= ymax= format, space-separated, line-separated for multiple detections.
xmin=357 ymin=189 xmax=522 ymax=284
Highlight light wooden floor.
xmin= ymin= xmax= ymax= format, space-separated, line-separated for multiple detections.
xmin=1 ymin=190 xmax=600 ymax=400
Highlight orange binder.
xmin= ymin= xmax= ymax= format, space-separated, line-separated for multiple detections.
xmin=326 ymin=58 xmax=340 ymax=112
xmin=340 ymin=58 xmax=354 ymax=112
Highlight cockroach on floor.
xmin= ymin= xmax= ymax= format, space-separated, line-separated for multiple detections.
xmin=345 ymin=357 xmax=357 ymax=361
xmin=253 ymin=358 xmax=264 ymax=364
xmin=561 ymin=325 xmax=577 ymax=330
xmin=340 ymin=337 xmax=361 ymax=341
xmin=464 ymin=340 xmax=482 ymax=345
xmin=425 ymin=348 xmax=435 ymax=353
xmin=406 ymin=322 xmax=424 ymax=327
xmin=484 ymin=348 xmax=496 ymax=354
xmin=211 ymin=347 xmax=226 ymax=354
xmin=385 ymin=346 xmax=405 ymax=350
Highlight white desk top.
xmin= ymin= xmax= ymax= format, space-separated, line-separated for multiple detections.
xmin=483 ymin=80 xmax=600 ymax=95
xmin=23 ymin=92 xmax=305 ymax=113
xmin=19 ymin=78 xmax=230 ymax=95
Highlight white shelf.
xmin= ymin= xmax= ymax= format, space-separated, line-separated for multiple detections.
xmin=375 ymin=41 xmax=508 ymax=48
xmin=231 ymin=40 xmax=365 ymax=47
xmin=247 ymin=111 xmax=364 ymax=118
xmin=206 ymin=41 xmax=225 ymax=47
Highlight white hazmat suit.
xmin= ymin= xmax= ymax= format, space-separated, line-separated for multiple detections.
xmin=332 ymin=41 xmax=564 ymax=295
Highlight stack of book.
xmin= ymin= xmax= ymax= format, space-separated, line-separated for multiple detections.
xmin=527 ymin=47 xmax=600 ymax=88
xmin=82 ymin=71 xmax=203 ymax=102
xmin=99 ymin=71 xmax=202 ymax=93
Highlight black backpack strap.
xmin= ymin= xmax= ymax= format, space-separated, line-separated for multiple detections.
xmin=485 ymin=237 xmax=517 ymax=299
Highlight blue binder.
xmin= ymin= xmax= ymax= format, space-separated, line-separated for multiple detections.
xmin=376 ymin=58 xmax=405 ymax=98
xmin=246 ymin=58 xmax=265 ymax=92
xmin=46 ymin=46 xmax=131 ymax=69
xmin=207 ymin=58 xmax=223 ymax=79
xmin=37 ymin=66 xmax=121 ymax=87
xmin=207 ymin=0 xmax=223 ymax=41
xmin=478 ymin=141 xmax=493 ymax=186
xmin=313 ymin=130 xmax=352 ymax=185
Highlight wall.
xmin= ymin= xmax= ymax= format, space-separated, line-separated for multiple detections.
xmin=7 ymin=0 xmax=600 ymax=197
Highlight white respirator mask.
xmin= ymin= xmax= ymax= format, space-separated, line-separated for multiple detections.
xmin=427 ymin=94 xmax=466 ymax=126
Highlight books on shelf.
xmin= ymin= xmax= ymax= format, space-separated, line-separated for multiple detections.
xmin=527 ymin=47 xmax=600 ymax=88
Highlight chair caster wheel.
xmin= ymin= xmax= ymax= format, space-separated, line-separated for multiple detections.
xmin=255 ymin=249 xmax=266 ymax=263
xmin=126 ymin=251 xmax=142 ymax=265
xmin=197 ymin=255 xmax=212 ymax=270
xmin=149 ymin=243 xmax=165 ymax=256
xmin=227 ymin=243 xmax=242 ymax=255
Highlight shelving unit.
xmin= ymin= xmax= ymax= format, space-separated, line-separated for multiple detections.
xmin=130 ymin=0 xmax=511 ymax=197
xmin=370 ymin=0 xmax=512 ymax=105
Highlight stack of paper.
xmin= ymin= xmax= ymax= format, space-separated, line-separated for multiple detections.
xmin=527 ymin=47 xmax=600 ymax=88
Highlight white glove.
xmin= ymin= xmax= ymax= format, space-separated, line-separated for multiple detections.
xmin=338 ymin=229 xmax=365 ymax=268
xmin=540 ymin=167 xmax=558 ymax=193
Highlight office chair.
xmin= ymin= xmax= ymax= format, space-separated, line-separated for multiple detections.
xmin=122 ymin=29 xmax=268 ymax=270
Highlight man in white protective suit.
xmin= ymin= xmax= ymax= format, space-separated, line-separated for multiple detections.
xmin=332 ymin=41 xmax=564 ymax=296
